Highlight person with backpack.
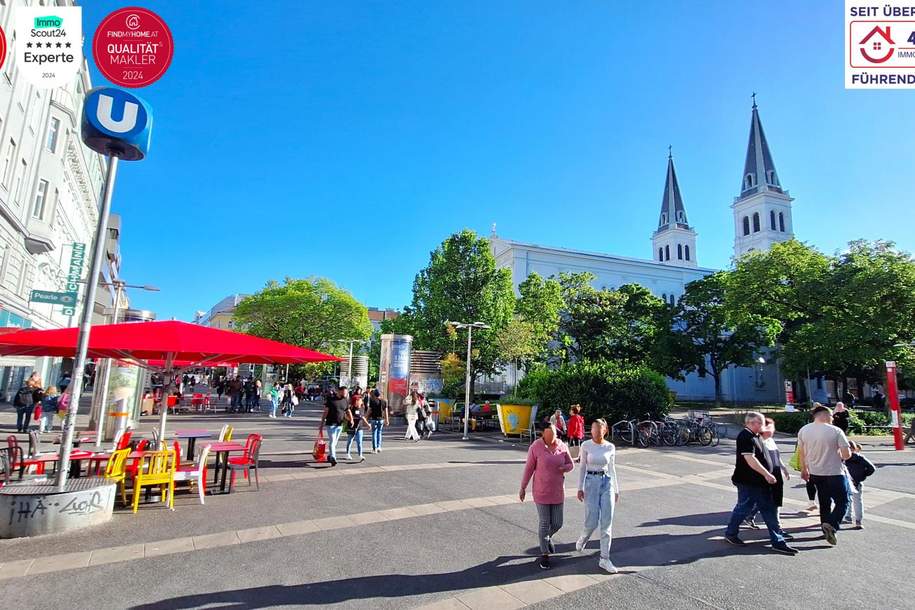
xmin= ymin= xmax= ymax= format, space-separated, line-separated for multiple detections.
xmin=14 ymin=383 xmax=36 ymax=432
xmin=843 ymin=440 xmax=875 ymax=529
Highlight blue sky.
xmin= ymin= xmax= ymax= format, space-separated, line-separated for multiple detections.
xmin=82 ymin=1 xmax=915 ymax=320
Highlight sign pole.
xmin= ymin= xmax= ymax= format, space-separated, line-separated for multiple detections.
xmin=885 ymin=361 xmax=904 ymax=451
xmin=93 ymin=281 xmax=123 ymax=449
xmin=55 ymin=156 xmax=119 ymax=491
xmin=462 ymin=326 xmax=472 ymax=441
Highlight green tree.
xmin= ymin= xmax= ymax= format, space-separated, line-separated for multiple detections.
xmin=680 ymin=272 xmax=779 ymax=405
xmin=233 ymin=278 xmax=373 ymax=366
xmin=408 ymin=230 xmax=515 ymax=397
xmin=516 ymin=273 xmax=564 ymax=363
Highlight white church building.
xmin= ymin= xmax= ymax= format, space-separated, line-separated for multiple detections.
xmin=490 ymin=101 xmax=792 ymax=403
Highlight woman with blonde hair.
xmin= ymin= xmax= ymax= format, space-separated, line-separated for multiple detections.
xmin=38 ymin=386 xmax=59 ymax=433
xmin=575 ymin=417 xmax=620 ymax=573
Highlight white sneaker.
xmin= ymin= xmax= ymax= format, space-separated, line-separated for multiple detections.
xmin=575 ymin=536 xmax=588 ymax=552
xmin=346 ymin=453 xmax=353 ymax=460
xmin=598 ymin=559 xmax=618 ymax=574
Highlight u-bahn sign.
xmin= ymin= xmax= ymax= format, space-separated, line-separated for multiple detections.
xmin=81 ymin=87 xmax=153 ymax=160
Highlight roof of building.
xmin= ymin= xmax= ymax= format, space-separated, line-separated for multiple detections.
xmin=656 ymin=150 xmax=690 ymax=232
xmin=740 ymin=98 xmax=783 ymax=198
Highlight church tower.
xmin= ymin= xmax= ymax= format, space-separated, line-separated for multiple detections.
xmin=732 ymin=98 xmax=794 ymax=258
xmin=652 ymin=149 xmax=697 ymax=268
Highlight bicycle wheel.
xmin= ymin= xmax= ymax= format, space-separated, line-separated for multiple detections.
xmin=709 ymin=426 xmax=720 ymax=447
xmin=697 ymin=425 xmax=713 ymax=446
xmin=660 ymin=425 xmax=677 ymax=446
xmin=636 ymin=424 xmax=651 ymax=448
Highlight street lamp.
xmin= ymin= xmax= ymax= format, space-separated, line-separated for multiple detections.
xmin=446 ymin=321 xmax=490 ymax=440
xmin=91 ymin=279 xmax=159 ymax=448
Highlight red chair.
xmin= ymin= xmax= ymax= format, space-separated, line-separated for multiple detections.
xmin=228 ymin=434 xmax=262 ymax=492
xmin=7 ymin=436 xmax=46 ymax=478
xmin=116 ymin=429 xmax=133 ymax=451
xmin=124 ymin=439 xmax=150 ymax=479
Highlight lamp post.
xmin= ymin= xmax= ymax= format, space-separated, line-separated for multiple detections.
xmin=92 ymin=279 xmax=159 ymax=448
xmin=446 ymin=321 xmax=490 ymax=440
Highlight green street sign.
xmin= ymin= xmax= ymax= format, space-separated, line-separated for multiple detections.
xmin=30 ymin=290 xmax=78 ymax=306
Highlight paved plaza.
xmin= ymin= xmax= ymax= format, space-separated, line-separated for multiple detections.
xmin=1 ymin=399 xmax=912 ymax=610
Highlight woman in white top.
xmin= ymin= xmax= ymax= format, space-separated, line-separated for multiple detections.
xmin=575 ymin=418 xmax=620 ymax=573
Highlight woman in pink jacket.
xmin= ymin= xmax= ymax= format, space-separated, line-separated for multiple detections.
xmin=519 ymin=424 xmax=575 ymax=570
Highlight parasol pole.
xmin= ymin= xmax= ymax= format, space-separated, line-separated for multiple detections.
xmin=55 ymin=156 xmax=120 ymax=491
xmin=158 ymin=352 xmax=175 ymax=448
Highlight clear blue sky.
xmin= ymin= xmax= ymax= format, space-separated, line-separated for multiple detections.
xmin=82 ymin=1 xmax=915 ymax=320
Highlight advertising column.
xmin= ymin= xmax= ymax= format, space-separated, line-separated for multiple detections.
xmin=379 ymin=334 xmax=412 ymax=415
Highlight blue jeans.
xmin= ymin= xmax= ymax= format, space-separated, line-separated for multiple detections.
xmin=270 ymin=397 xmax=279 ymax=417
xmin=370 ymin=419 xmax=384 ymax=450
xmin=346 ymin=429 xmax=364 ymax=458
xmin=327 ymin=425 xmax=343 ymax=461
xmin=810 ymin=474 xmax=850 ymax=531
xmin=726 ymin=484 xmax=785 ymax=545
xmin=16 ymin=407 xmax=33 ymax=431
xmin=580 ymin=473 xmax=615 ymax=560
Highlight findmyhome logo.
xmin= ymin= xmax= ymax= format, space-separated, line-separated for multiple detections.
xmin=14 ymin=6 xmax=82 ymax=88
xmin=33 ymin=15 xmax=63 ymax=29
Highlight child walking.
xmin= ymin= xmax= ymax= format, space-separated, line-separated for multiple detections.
xmin=843 ymin=441 xmax=875 ymax=529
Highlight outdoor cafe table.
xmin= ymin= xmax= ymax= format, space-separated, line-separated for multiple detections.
xmin=23 ymin=449 xmax=97 ymax=479
xmin=206 ymin=441 xmax=246 ymax=495
xmin=171 ymin=429 xmax=213 ymax=461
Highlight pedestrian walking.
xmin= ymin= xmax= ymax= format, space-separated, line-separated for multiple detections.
xmin=724 ymin=412 xmax=797 ymax=554
xmin=281 ymin=383 xmax=296 ymax=417
xmin=519 ymin=424 xmax=575 ymax=570
xmin=567 ymin=405 xmax=585 ymax=448
xmin=832 ymin=402 xmax=850 ymax=433
xmin=253 ymin=378 xmax=262 ymax=412
xmin=575 ymin=418 xmax=620 ymax=573
xmin=797 ymin=404 xmax=852 ymax=546
xmin=345 ymin=391 xmax=369 ymax=462
xmin=321 ymin=386 xmax=349 ymax=467
xmin=268 ymin=382 xmax=281 ymax=418
xmin=38 ymin=386 xmax=59 ymax=433
xmin=842 ymin=440 xmax=875 ymax=529
xmin=745 ymin=417 xmax=792 ymax=538
xmin=549 ymin=409 xmax=567 ymax=441
xmin=368 ymin=389 xmax=389 ymax=453
xmin=402 ymin=388 xmax=422 ymax=442
xmin=13 ymin=383 xmax=35 ymax=433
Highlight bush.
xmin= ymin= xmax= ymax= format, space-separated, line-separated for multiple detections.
xmin=768 ymin=412 xmax=811 ymax=435
xmin=521 ymin=360 xmax=672 ymax=424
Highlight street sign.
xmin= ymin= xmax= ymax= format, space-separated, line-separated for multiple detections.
xmin=81 ymin=87 xmax=152 ymax=160
xmin=31 ymin=290 xmax=78 ymax=305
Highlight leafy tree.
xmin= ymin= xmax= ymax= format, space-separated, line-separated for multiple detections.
xmin=679 ymin=272 xmax=779 ymax=405
xmin=516 ymin=273 xmax=564 ymax=362
xmin=233 ymin=278 xmax=373 ymax=367
xmin=408 ymin=230 xmax=515 ymax=397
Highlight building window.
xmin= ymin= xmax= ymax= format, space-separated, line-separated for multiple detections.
xmin=46 ymin=117 xmax=60 ymax=152
xmin=778 ymin=212 xmax=785 ymax=232
xmin=664 ymin=244 xmax=670 ymax=261
xmin=32 ymin=179 xmax=48 ymax=219
xmin=769 ymin=210 xmax=776 ymax=230
xmin=669 ymin=294 xmax=675 ymax=305
xmin=742 ymin=216 xmax=750 ymax=236
xmin=662 ymin=293 xmax=667 ymax=302
xmin=685 ymin=245 xmax=690 ymax=261
xmin=766 ymin=169 xmax=778 ymax=186
xmin=658 ymin=247 xmax=663 ymax=262
xmin=752 ymin=212 xmax=760 ymax=233
xmin=13 ymin=160 xmax=26 ymax=206
xmin=677 ymin=244 xmax=683 ymax=260
xmin=744 ymin=173 xmax=755 ymax=189
xmin=2 ymin=139 xmax=16 ymax=187
xmin=660 ymin=213 xmax=667 ymax=225
xmin=676 ymin=211 xmax=684 ymax=223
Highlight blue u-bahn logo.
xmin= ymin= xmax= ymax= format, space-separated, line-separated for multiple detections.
xmin=81 ymin=87 xmax=153 ymax=161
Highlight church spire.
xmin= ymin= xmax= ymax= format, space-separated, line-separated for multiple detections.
xmin=656 ymin=148 xmax=689 ymax=232
xmin=739 ymin=96 xmax=783 ymax=198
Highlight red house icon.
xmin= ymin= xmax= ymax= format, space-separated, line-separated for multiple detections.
xmin=859 ymin=26 xmax=894 ymax=63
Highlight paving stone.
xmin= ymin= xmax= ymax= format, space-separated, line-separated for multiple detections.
xmin=89 ymin=544 xmax=145 ymax=566
xmin=144 ymin=537 xmax=195 ymax=557
xmin=27 ymin=551 xmax=90 ymax=574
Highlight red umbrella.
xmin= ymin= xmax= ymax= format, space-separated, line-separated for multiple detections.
xmin=0 ymin=320 xmax=340 ymax=441
xmin=0 ymin=320 xmax=338 ymax=364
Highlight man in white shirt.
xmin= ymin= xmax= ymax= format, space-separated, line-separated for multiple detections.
xmin=797 ymin=404 xmax=852 ymax=546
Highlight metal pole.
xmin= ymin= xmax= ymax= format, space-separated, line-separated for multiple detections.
xmin=93 ymin=281 xmax=123 ymax=449
xmin=55 ymin=156 xmax=119 ymax=491
xmin=157 ymin=354 xmax=174 ymax=447
xmin=462 ymin=326 xmax=473 ymax=441
xmin=347 ymin=341 xmax=354 ymax=387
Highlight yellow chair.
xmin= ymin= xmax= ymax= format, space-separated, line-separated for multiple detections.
xmin=104 ymin=448 xmax=131 ymax=506
xmin=132 ymin=449 xmax=177 ymax=513
xmin=223 ymin=425 xmax=234 ymax=442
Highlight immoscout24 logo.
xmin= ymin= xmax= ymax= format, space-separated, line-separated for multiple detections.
xmin=15 ymin=6 xmax=82 ymax=88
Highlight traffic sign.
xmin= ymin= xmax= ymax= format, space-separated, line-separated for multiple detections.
xmin=81 ymin=87 xmax=153 ymax=160
xmin=30 ymin=290 xmax=77 ymax=305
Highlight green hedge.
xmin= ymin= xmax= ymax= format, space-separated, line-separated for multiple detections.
xmin=767 ymin=409 xmax=913 ymax=436
xmin=517 ymin=361 xmax=672 ymax=424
